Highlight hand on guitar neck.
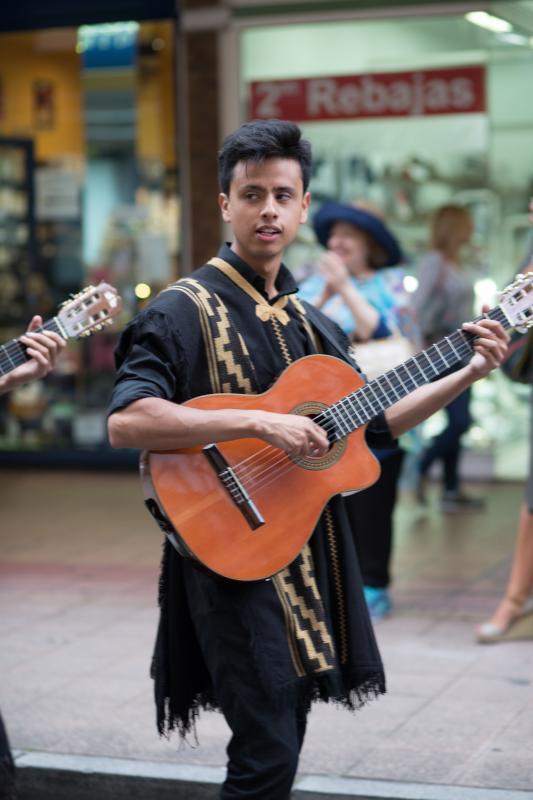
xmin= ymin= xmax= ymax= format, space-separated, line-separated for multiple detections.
xmin=0 ymin=315 xmax=65 ymax=396
xmin=463 ymin=309 xmax=511 ymax=378
xmin=0 ymin=283 xmax=122 ymax=396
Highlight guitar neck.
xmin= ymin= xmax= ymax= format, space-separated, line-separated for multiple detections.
xmin=324 ymin=305 xmax=509 ymax=438
xmin=0 ymin=317 xmax=66 ymax=377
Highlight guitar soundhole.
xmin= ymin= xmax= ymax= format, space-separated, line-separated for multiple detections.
xmin=289 ymin=401 xmax=347 ymax=471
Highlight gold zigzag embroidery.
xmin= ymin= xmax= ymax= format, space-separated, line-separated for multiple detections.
xmin=211 ymin=299 xmax=254 ymax=394
xmin=270 ymin=316 xmax=292 ymax=367
xmin=163 ymin=281 xmax=221 ymax=393
xmin=324 ymin=506 xmax=348 ymax=665
xmin=272 ymin=573 xmax=306 ymax=678
xmin=164 ymin=279 xmax=253 ymax=395
xmin=276 ymin=545 xmax=335 ymax=673
xmin=290 ymin=297 xmax=322 ymax=353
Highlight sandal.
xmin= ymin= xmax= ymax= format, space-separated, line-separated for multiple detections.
xmin=476 ymin=597 xmax=533 ymax=644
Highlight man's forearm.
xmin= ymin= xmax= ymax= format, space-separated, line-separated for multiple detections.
xmin=108 ymin=397 xmax=263 ymax=451
xmin=108 ymin=396 xmax=331 ymax=457
xmin=385 ymin=364 xmax=475 ymax=438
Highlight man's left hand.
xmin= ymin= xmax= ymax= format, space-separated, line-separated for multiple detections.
xmin=462 ymin=305 xmax=509 ymax=379
xmin=15 ymin=316 xmax=66 ymax=383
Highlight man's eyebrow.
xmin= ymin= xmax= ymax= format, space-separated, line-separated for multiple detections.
xmin=239 ymin=183 xmax=296 ymax=193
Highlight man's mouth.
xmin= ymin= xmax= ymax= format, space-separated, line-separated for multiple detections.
xmin=256 ymin=226 xmax=281 ymax=241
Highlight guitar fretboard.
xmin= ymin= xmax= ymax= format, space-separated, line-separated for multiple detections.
xmin=322 ymin=306 xmax=509 ymax=438
xmin=0 ymin=318 xmax=65 ymax=377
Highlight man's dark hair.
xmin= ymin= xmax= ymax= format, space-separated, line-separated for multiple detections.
xmin=218 ymin=119 xmax=312 ymax=195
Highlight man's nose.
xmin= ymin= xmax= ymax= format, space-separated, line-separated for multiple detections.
xmin=261 ymin=195 xmax=278 ymax=217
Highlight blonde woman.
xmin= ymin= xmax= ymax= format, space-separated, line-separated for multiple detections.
xmin=413 ymin=205 xmax=483 ymax=513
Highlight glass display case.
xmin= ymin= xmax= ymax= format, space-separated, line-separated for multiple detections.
xmin=0 ymin=21 xmax=178 ymax=467
xmin=0 ymin=138 xmax=36 ymax=327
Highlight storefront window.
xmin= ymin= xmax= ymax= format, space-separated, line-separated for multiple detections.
xmin=0 ymin=20 xmax=178 ymax=463
xmin=241 ymin=12 xmax=533 ymax=480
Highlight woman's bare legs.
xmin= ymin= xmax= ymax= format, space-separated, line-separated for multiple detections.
xmin=479 ymin=502 xmax=533 ymax=632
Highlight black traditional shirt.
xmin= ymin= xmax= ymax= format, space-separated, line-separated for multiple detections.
xmin=109 ymin=244 xmax=393 ymax=736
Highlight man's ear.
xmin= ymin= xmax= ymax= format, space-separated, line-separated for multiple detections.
xmin=219 ymin=193 xmax=231 ymax=223
xmin=300 ymin=191 xmax=311 ymax=224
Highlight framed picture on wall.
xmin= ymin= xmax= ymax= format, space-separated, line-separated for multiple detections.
xmin=33 ymin=79 xmax=55 ymax=130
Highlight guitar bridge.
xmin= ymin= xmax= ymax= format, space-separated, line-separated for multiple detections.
xmin=203 ymin=444 xmax=265 ymax=530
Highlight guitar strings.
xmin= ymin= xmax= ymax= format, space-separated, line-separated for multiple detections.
xmin=234 ymin=406 xmax=364 ymax=495
xmin=232 ymin=336 xmax=479 ymax=494
xmin=230 ymin=318 xmax=489 ymax=484
xmin=232 ymin=364 xmax=431 ymax=487
xmin=0 ymin=320 xmax=60 ymax=365
xmin=230 ymin=396 xmax=351 ymax=478
xmin=232 ymin=410 xmax=342 ymax=483
xmin=233 ymin=384 xmax=401 ymax=490
xmin=239 ymin=378 xmax=416 ymax=496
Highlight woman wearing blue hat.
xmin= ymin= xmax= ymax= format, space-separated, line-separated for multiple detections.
xmin=299 ymin=200 xmax=419 ymax=621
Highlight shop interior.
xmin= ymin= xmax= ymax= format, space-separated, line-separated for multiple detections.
xmin=0 ymin=20 xmax=178 ymax=463
xmin=241 ymin=6 xmax=533 ymax=481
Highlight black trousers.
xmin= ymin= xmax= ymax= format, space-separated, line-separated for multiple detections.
xmin=345 ymin=450 xmax=405 ymax=589
xmin=183 ymin=563 xmax=308 ymax=799
xmin=419 ymin=386 xmax=471 ymax=493
xmin=218 ymin=676 xmax=307 ymax=799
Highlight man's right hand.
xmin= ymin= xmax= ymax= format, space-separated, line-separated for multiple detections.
xmin=251 ymin=410 xmax=330 ymax=458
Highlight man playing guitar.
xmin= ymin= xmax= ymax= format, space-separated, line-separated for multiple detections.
xmin=107 ymin=120 xmax=508 ymax=800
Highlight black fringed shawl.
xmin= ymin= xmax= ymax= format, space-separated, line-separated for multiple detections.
xmin=109 ymin=245 xmax=395 ymax=738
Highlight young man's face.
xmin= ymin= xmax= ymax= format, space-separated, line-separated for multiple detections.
xmin=219 ymin=157 xmax=310 ymax=273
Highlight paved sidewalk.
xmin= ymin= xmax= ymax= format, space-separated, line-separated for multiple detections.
xmin=1 ymin=470 xmax=533 ymax=795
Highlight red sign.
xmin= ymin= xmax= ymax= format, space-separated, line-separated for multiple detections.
xmin=250 ymin=66 xmax=485 ymax=122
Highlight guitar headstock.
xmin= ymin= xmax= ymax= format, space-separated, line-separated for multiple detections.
xmin=57 ymin=283 xmax=123 ymax=339
xmin=499 ymin=272 xmax=533 ymax=333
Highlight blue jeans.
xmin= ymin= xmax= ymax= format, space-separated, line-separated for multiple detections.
xmin=419 ymin=385 xmax=472 ymax=493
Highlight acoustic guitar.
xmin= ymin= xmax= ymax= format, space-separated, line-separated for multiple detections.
xmin=0 ymin=283 xmax=122 ymax=377
xmin=141 ymin=273 xmax=533 ymax=582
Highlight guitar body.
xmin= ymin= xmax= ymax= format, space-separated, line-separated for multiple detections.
xmin=141 ymin=354 xmax=381 ymax=581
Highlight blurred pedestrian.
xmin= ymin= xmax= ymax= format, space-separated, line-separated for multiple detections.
xmin=412 ymin=204 xmax=484 ymax=512
xmin=476 ymin=198 xmax=533 ymax=643
xmin=299 ymin=200 xmax=418 ymax=620
xmin=0 ymin=316 xmax=64 ymax=800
